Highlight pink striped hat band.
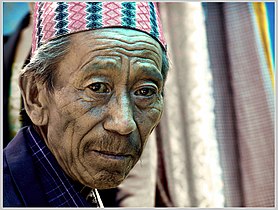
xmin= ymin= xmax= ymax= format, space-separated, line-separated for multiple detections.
xmin=32 ymin=2 xmax=167 ymax=55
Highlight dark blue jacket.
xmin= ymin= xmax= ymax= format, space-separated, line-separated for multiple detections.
xmin=3 ymin=127 xmax=48 ymax=207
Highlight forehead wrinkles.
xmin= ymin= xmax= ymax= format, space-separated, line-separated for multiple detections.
xmin=86 ymin=47 xmax=161 ymax=68
xmin=94 ymin=35 xmax=161 ymax=49
xmin=94 ymin=37 xmax=160 ymax=52
xmin=77 ymin=36 xmax=162 ymax=68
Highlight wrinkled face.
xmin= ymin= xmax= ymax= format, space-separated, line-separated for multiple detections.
xmin=44 ymin=28 xmax=164 ymax=189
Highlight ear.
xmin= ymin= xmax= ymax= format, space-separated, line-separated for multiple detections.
xmin=19 ymin=73 xmax=49 ymax=126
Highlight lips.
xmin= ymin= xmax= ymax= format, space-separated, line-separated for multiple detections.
xmin=90 ymin=150 xmax=133 ymax=160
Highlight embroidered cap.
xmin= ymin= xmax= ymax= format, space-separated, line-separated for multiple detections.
xmin=32 ymin=2 xmax=167 ymax=55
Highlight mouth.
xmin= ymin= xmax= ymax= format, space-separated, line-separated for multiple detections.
xmin=90 ymin=150 xmax=132 ymax=160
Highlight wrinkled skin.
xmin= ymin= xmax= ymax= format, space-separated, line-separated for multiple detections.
xmin=28 ymin=28 xmax=164 ymax=189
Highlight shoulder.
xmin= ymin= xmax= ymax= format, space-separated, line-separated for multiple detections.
xmin=3 ymin=127 xmax=36 ymax=207
xmin=3 ymin=149 xmax=25 ymax=207
xmin=3 ymin=127 xmax=49 ymax=207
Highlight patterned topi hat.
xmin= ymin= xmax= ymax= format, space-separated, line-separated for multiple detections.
xmin=32 ymin=2 xmax=167 ymax=55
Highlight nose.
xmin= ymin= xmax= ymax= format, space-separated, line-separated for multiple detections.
xmin=103 ymin=94 xmax=137 ymax=135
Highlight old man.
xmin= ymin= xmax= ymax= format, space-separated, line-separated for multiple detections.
xmin=3 ymin=2 xmax=168 ymax=207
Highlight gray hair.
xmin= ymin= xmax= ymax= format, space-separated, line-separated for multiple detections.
xmin=21 ymin=36 xmax=71 ymax=92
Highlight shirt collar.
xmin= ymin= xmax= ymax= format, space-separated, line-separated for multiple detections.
xmin=26 ymin=126 xmax=102 ymax=207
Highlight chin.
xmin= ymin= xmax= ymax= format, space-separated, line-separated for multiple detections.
xmin=89 ymin=170 xmax=127 ymax=189
xmin=95 ymin=181 xmax=123 ymax=190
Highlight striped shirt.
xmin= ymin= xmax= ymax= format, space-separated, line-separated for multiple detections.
xmin=26 ymin=126 xmax=103 ymax=207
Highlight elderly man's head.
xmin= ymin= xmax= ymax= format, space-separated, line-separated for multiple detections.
xmin=19 ymin=2 xmax=169 ymax=189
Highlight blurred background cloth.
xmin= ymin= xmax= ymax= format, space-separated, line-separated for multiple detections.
xmin=3 ymin=2 xmax=275 ymax=207
xmin=156 ymin=2 xmax=275 ymax=207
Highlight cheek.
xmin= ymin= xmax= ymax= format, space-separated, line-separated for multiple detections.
xmin=135 ymin=100 xmax=164 ymax=142
xmin=56 ymin=103 xmax=107 ymax=154
xmin=47 ymin=92 xmax=107 ymax=159
xmin=46 ymin=98 xmax=110 ymax=184
xmin=50 ymin=88 xmax=105 ymax=135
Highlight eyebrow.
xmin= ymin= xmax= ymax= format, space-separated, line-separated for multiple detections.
xmin=137 ymin=50 xmax=161 ymax=68
xmin=132 ymin=61 xmax=163 ymax=85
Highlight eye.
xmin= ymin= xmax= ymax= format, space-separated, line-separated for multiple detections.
xmin=88 ymin=82 xmax=110 ymax=93
xmin=134 ymin=87 xmax=156 ymax=97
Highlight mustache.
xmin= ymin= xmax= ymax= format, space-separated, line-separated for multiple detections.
xmin=84 ymin=133 xmax=142 ymax=157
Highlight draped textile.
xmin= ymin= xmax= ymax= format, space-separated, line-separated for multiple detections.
xmin=155 ymin=2 xmax=274 ymax=207
xmin=253 ymin=2 xmax=275 ymax=88
xmin=205 ymin=3 xmax=274 ymax=206
xmin=157 ymin=2 xmax=224 ymax=207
